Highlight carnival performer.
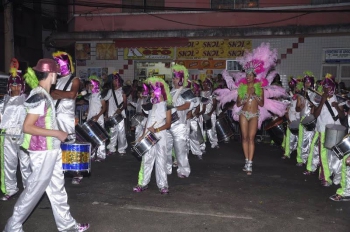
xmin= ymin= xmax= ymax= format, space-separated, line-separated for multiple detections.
xmin=215 ymin=43 xmax=288 ymax=175
xmin=103 ymin=72 xmax=128 ymax=156
xmin=0 ymin=67 xmax=31 ymax=201
xmin=295 ymin=72 xmax=316 ymax=166
xmin=51 ymin=51 xmax=81 ymax=185
xmin=166 ymin=64 xmax=194 ymax=178
xmin=129 ymin=86 xmax=148 ymax=141
xmin=200 ymin=77 xmax=220 ymax=149
xmin=86 ymin=75 xmax=107 ymax=162
xmin=282 ymin=77 xmax=301 ymax=160
xmin=312 ymin=74 xmax=344 ymax=187
xmin=188 ymin=80 xmax=204 ymax=159
xmin=133 ymin=77 xmax=172 ymax=194
xmin=3 ymin=58 xmax=89 ymax=232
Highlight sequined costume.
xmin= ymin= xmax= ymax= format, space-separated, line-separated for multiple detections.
xmin=3 ymin=86 xmax=78 ymax=232
xmin=0 ymin=94 xmax=31 ymax=198
xmin=104 ymin=88 xmax=128 ymax=154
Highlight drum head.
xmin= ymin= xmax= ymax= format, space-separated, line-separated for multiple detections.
xmin=326 ymin=124 xmax=347 ymax=131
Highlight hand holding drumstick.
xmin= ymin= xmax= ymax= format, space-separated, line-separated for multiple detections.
xmin=136 ymin=121 xmax=157 ymax=143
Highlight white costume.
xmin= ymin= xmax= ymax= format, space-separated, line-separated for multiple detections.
xmin=200 ymin=90 xmax=219 ymax=148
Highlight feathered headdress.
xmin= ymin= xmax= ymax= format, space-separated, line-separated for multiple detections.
xmin=88 ymin=75 xmax=101 ymax=93
xmin=144 ymin=76 xmax=172 ymax=105
xmin=238 ymin=42 xmax=277 ymax=81
xmin=191 ymin=80 xmax=201 ymax=94
xmin=52 ymin=51 xmax=74 ymax=76
xmin=8 ymin=67 xmax=25 ymax=94
xmin=24 ymin=67 xmax=39 ymax=89
xmin=296 ymin=76 xmax=304 ymax=91
xmin=288 ymin=76 xmax=297 ymax=88
xmin=172 ymin=64 xmax=188 ymax=87
xmin=303 ymin=71 xmax=315 ymax=88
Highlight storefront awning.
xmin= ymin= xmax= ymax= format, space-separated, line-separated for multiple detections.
xmin=114 ymin=37 xmax=189 ymax=48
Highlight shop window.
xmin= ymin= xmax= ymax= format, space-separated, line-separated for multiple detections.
xmin=211 ymin=0 xmax=259 ymax=9
xmin=226 ymin=60 xmax=242 ymax=71
xmin=122 ymin=0 xmax=165 ymax=13
xmin=311 ymin=0 xmax=350 ymax=4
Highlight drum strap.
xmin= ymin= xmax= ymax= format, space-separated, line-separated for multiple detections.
xmin=324 ymin=100 xmax=338 ymax=122
xmin=55 ymin=75 xmax=75 ymax=109
xmin=111 ymin=88 xmax=123 ymax=109
xmin=172 ymin=87 xmax=183 ymax=104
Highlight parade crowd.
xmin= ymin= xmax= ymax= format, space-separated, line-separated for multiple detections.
xmin=1 ymin=43 xmax=350 ymax=232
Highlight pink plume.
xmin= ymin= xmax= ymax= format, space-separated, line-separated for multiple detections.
xmin=264 ymin=85 xmax=287 ymax=98
xmin=258 ymin=107 xmax=271 ymax=129
xmin=221 ymin=70 xmax=236 ymax=90
xmin=265 ymin=70 xmax=278 ymax=85
xmin=214 ymin=88 xmax=238 ymax=107
xmin=263 ymin=99 xmax=288 ymax=117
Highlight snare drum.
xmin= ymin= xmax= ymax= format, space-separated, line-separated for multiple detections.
xmin=105 ymin=114 xmax=124 ymax=128
xmin=76 ymin=119 xmax=109 ymax=147
xmin=203 ymin=114 xmax=212 ymax=130
xmin=289 ymin=119 xmax=300 ymax=135
xmin=61 ymin=142 xmax=91 ymax=172
xmin=131 ymin=114 xmax=145 ymax=127
xmin=264 ymin=116 xmax=286 ymax=145
xmin=325 ymin=124 xmax=347 ymax=149
xmin=332 ymin=134 xmax=350 ymax=160
xmin=216 ymin=116 xmax=234 ymax=142
xmin=301 ymin=115 xmax=317 ymax=131
xmin=132 ymin=132 xmax=160 ymax=158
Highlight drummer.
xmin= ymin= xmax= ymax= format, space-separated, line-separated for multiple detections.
xmin=330 ymin=155 xmax=350 ymax=201
xmin=312 ymin=74 xmax=344 ymax=187
xmin=86 ymin=75 xmax=107 ymax=162
xmin=129 ymin=86 xmax=148 ymax=141
xmin=295 ymin=72 xmax=316 ymax=166
xmin=103 ymin=72 xmax=128 ymax=156
xmin=133 ymin=77 xmax=172 ymax=194
xmin=188 ymin=80 xmax=205 ymax=159
xmin=282 ymin=77 xmax=301 ymax=159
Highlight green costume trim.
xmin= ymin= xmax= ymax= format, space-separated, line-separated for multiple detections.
xmin=237 ymin=82 xmax=262 ymax=99
xmin=336 ymin=154 xmax=350 ymax=196
xmin=0 ymin=129 xmax=6 ymax=194
xmin=296 ymin=117 xmax=305 ymax=164
xmin=24 ymin=67 xmax=39 ymax=89
xmin=284 ymin=128 xmax=291 ymax=158
xmin=137 ymin=159 xmax=145 ymax=186
xmin=307 ymin=132 xmax=319 ymax=172
xmin=319 ymin=132 xmax=332 ymax=184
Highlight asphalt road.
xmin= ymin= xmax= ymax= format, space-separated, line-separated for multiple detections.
xmin=1 ymin=137 xmax=350 ymax=232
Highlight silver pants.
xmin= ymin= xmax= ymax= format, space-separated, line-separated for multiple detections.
xmin=306 ymin=132 xmax=320 ymax=172
xmin=189 ymin=118 xmax=203 ymax=156
xmin=137 ymin=130 xmax=168 ymax=189
xmin=1 ymin=136 xmax=31 ymax=196
xmin=107 ymin=119 xmax=128 ymax=153
xmin=166 ymin=123 xmax=191 ymax=177
xmin=328 ymin=149 xmax=342 ymax=185
xmin=301 ymin=129 xmax=314 ymax=164
xmin=202 ymin=114 xmax=218 ymax=148
xmin=336 ymin=154 xmax=350 ymax=197
xmin=283 ymin=128 xmax=298 ymax=157
xmin=3 ymin=149 xmax=77 ymax=232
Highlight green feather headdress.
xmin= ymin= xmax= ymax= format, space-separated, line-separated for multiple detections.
xmin=144 ymin=76 xmax=172 ymax=106
xmin=24 ymin=67 xmax=39 ymax=89
xmin=172 ymin=64 xmax=189 ymax=87
xmin=88 ymin=75 xmax=102 ymax=92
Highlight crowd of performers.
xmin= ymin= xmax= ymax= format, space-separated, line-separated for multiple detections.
xmin=1 ymin=43 xmax=350 ymax=231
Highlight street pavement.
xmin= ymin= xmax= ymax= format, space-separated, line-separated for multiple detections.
xmin=1 ymin=138 xmax=350 ymax=232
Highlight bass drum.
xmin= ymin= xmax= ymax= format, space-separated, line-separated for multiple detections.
xmin=332 ymin=134 xmax=350 ymax=160
xmin=216 ymin=116 xmax=234 ymax=142
xmin=264 ymin=116 xmax=286 ymax=145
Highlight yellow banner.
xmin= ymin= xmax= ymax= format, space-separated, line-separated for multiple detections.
xmin=177 ymin=39 xmax=252 ymax=59
xmin=124 ymin=47 xmax=174 ymax=60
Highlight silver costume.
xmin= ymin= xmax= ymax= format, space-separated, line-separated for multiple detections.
xmin=53 ymin=74 xmax=77 ymax=139
xmin=0 ymin=94 xmax=31 ymax=197
xmin=188 ymin=98 xmax=203 ymax=157
xmin=87 ymin=93 xmax=106 ymax=160
xmin=4 ymin=87 xmax=78 ymax=232
xmin=166 ymin=87 xmax=191 ymax=177
xmin=298 ymin=94 xmax=314 ymax=164
xmin=200 ymin=90 xmax=218 ymax=148
xmin=104 ymin=88 xmax=128 ymax=153
xmin=137 ymin=102 xmax=169 ymax=189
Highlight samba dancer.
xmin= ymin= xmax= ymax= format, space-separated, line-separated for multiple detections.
xmin=86 ymin=75 xmax=107 ymax=161
xmin=282 ymin=77 xmax=301 ymax=159
xmin=0 ymin=67 xmax=31 ymax=201
xmin=312 ymin=74 xmax=344 ymax=187
xmin=51 ymin=51 xmax=81 ymax=185
xmin=3 ymin=59 xmax=89 ymax=232
xmin=133 ymin=77 xmax=172 ymax=194
xmin=200 ymin=77 xmax=220 ymax=149
xmin=103 ymin=72 xmax=128 ymax=156
xmin=166 ymin=64 xmax=193 ymax=178
xmin=215 ymin=43 xmax=288 ymax=175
